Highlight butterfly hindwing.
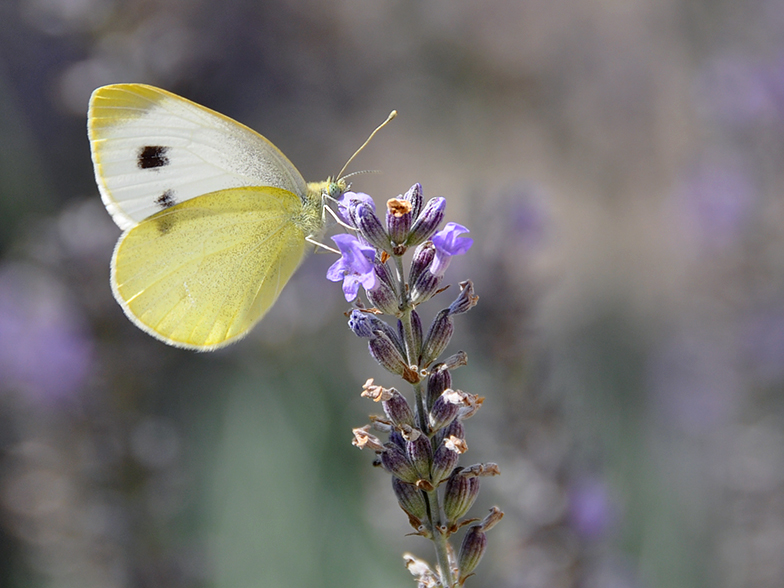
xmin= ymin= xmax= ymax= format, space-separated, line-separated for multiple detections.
xmin=111 ymin=186 xmax=309 ymax=350
xmin=88 ymin=84 xmax=308 ymax=230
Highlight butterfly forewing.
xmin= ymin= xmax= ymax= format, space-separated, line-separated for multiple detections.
xmin=112 ymin=187 xmax=309 ymax=350
xmin=89 ymin=84 xmax=308 ymax=230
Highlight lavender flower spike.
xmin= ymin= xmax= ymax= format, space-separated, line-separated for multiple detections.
xmin=336 ymin=183 xmax=500 ymax=587
xmin=327 ymin=234 xmax=378 ymax=301
xmin=430 ymin=222 xmax=473 ymax=277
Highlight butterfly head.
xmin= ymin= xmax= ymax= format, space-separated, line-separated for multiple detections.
xmin=327 ymin=177 xmax=349 ymax=199
xmin=306 ymin=177 xmax=348 ymax=209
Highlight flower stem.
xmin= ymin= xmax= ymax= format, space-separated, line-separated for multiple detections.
xmin=393 ymin=254 xmax=408 ymax=303
xmin=394 ymin=257 xmax=455 ymax=588
xmin=427 ymin=500 xmax=455 ymax=587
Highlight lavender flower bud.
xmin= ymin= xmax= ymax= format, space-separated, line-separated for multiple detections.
xmin=367 ymin=278 xmax=399 ymax=315
xmin=401 ymin=310 xmax=423 ymax=361
xmin=369 ymin=330 xmax=410 ymax=377
xmin=382 ymin=388 xmax=415 ymax=428
xmin=350 ymin=311 xmax=406 ymax=357
xmin=355 ymin=202 xmax=392 ymax=253
xmin=426 ymin=364 xmax=452 ymax=409
xmin=431 ymin=435 xmax=464 ymax=485
xmin=409 ymin=241 xmax=435 ymax=287
xmin=392 ymin=477 xmax=427 ymax=520
xmin=448 ymin=280 xmax=479 ymax=316
xmin=443 ymin=469 xmax=481 ymax=524
xmin=337 ymin=191 xmax=375 ymax=228
xmin=374 ymin=258 xmax=396 ymax=291
xmin=405 ymin=430 xmax=432 ymax=479
xmin=408 ymin=197 xmax=446 ymax=247
xmin=410 ymin=266 xmax=442 ymax=306
xmin=379 ymin=318 xmax=406 ymax=355
xmin=420 ymin=309 xmax=454 ymax=368
xmin=388 ymin=429 xmax=406 ymax=450
xmin=436 ymin=417 xmax=465 ymax=447
xmin=347 ymin=309 xmax=377 ymax=338
xmin=380 ymin=443 xmax=420 ymax=483
xmin=386 ymin=198 xmax=413 ymax=246
xmin=457 ymin=526 xmax=488 ymax=580
xmin=402 ymin=183 xmax=423 ymax=221
xmin=428 ymin=388 xmax=461 ymax=432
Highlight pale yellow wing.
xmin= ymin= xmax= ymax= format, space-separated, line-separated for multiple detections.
xmin=89 ymin=84 xmax=308 ymax=230
xmin=111 ymin=186 xmax=309 ymax=350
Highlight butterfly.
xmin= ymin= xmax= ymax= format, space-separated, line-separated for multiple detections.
xmin=88 ymin=83 xmax=394 ymax=350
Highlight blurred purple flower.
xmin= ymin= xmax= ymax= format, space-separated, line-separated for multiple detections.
xmin=568 ymin=476 xmax=615 ymax=540
xmin=500 ymin=183 xmax=549 ymax=250
xmin=648 ymin=328 xmax=740 ymax=432
xmin=430 ymin=223 xmax=473 ymax=277
xmin=695 ymin=54 xmax=778 ymax=125
xmin=0 ymin=263 xmax=93 ymax=405
xmin=769 ymin=52 xmax=784 ymax=117
xmin=473 ymin=183 xmax=551 ymax=288
xmin=326 ymin=234 xmax=378 ymax=301
xmin=742 ymin=308 xmax=784 ymax=383
xmin=675 ymin=155 xmax=757 ymax=251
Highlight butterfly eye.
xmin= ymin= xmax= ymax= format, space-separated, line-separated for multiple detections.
xmin=328 ymin=181 xmax=346 ymax=198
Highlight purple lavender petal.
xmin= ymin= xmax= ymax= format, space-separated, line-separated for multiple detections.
xmin=326 ymin=233 xmax=379 ymax=301
xmin=430 ymin=223 xmax=473 ymax=276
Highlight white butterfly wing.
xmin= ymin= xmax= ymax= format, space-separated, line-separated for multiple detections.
xmin=88 ymin=84 xmax=308 ymax=230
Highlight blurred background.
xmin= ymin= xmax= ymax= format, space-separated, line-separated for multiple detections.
xmin=1 ymin=0 xmax=784 ymax=587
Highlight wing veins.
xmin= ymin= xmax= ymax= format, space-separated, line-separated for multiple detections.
xmin=149 ymin=217 xmax=295 ymax=343
xmin=122 ymin=209 xmax=290 ymax=305
xmin=214 ymin=221 xmax=298 ymax=342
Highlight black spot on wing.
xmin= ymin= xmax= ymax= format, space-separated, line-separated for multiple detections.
xmin=155 ymin=213 xmax=175 ymax=236
xmin=154 ymin=191 xmax=177 ymax=235
xmin=138 ymin=145 xmax=170 ymax=169
xmin=156 ymin=189 xmax=176 ymax=209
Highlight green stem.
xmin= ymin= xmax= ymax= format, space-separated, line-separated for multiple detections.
xmin=392 ymin=255 xmax=408 ymax=304
xmin=427 ymin=497 xmax=455 ymax=587
xmin=400 ymin=308 xmax=428 ymax=433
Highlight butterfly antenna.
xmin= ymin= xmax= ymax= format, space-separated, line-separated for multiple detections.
xmin=337 ymin=110 xmax=397 ymax=180
xmin=341 ymin=169 xmax=381 ymax=182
